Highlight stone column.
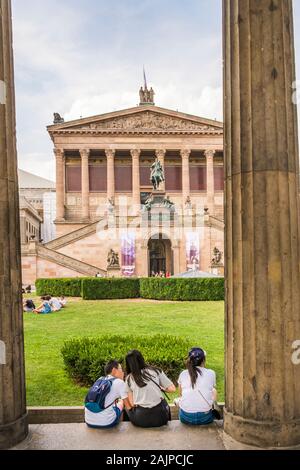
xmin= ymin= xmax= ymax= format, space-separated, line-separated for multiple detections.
xmin=131 ymin=149 xmax=141 ymax=212
xmin=80 ymin=149 xmax=90 ymax=221
xmin=205 ymin=149 xmax=215 ymax=213
xmin=181 ymin=149 xmax=191 ymax=205
xmin=224 ymin=0 xmax=300 ymax=448
xmin=0 ymin=0 xmax=28 ymax=449
xmin=173 ymin=243 xmax=180 ymax=276
xmin=156 ymin=149 xmax=166 ymax=191
xmin=106 ymin=149 xmax=115 ymax=201
xmin=54 ymin=148 xmax=65 ymax=222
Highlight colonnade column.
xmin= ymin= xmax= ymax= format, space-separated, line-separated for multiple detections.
xmin=131 ymin=149 xmax=141 ymax=212
xmin=106 ymin=149 xmax=115 ymax=202
xmin=181 ymin=149 xmax=191 ymax=206
xmin=54 ymin=148 xmax=65 ymax=222
xmin=80 ymin=149 xmax=90 ymax=221
xmin=223 ymin=0 xmax=300 ymax=448
xmin=156 ymin=149 xmax=166 ymax=191
xmin=0 ymin=0 xmax=28 ymax=449
xmin=205 ymin=149 xmax=215 ymax=213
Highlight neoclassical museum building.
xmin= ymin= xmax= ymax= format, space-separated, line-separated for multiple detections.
xmin=22 ymin=87 xmax=224 ymax=284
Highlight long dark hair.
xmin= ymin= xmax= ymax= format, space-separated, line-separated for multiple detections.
xmin=187 ymin=348 xmax=206 ymax=389
xmin=126 ymin=350 xmax=160 ymax=388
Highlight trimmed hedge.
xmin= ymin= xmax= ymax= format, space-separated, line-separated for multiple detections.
xmin=140 ymin=278 xmax=224 ymax=301
xmin=35 ymin=278 xmax=83 ymax=297
xmin=81 ymin=278 xmax=140 ymax=300
xmin=35 ymin=277 xmax=225 ymax=301
xmin=61 ymin=334 xmax=192 ymax=386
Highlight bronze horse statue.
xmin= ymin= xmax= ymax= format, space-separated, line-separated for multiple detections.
xmin=151 ymin=158 xmax=165 ymax=191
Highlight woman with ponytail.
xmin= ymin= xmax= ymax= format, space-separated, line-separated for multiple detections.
xmin=175 ymin=348 xmax=217 ymax=425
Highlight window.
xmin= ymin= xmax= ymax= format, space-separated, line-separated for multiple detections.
xmin=140 ymin=166 xmax=151 ymax=186
xmin=190 ymin=167 xmax=207 ymax=191
xmin=165 ymin=166 xmax=182 ymax=191
xmin=214 ymin=167 xmax=224 ymax=191
xmin=115 ymin=166 xmax=132 ymax=192
xmin=66 ymin=166 xmax=81 ymax=192
xmin=89 ymin=166 xmax=107 ymax=192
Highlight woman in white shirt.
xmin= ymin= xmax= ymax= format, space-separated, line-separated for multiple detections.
xmin=176 ymin=347 xmax=217 ymax=425
xmin=125 ymin=350 xmax=176 ymax=428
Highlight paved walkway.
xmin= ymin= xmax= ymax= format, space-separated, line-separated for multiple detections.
xmin=12 ymin=421 xmax=226 ymax=451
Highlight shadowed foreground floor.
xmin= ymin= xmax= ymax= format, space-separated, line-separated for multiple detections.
xmin=12 ymin=422 xmax=225 ymax=451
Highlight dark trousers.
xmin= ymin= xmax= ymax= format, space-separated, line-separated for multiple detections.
xmin=127 ymin=399 xmax=171 ymax=428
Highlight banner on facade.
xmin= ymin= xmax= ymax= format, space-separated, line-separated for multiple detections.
xmin=121 ymin=232 xmax=136 ymax=277
xmin=186 ymin=232 xmax=200 ymax=271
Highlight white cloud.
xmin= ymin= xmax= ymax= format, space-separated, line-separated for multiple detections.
xmin=10 ymin=1 xmax=227 ymax=180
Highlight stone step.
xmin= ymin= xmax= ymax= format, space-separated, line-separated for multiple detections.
xmin=12 ymin=421 xmax=225 ymax=451
xmin=27 ymin=404 xmax=224 ymax=425
xmin=37 ymin=245 xmax=106 ymax=277
xmin=45 ymin=220 xmax=103 ymax=250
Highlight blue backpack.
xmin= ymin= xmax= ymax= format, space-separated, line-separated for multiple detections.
xmin=85 ymin=377 xmax=116 ymax=413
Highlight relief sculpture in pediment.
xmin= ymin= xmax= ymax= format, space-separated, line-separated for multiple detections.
xmin=92 ymin=113 xmax=217 ymax=131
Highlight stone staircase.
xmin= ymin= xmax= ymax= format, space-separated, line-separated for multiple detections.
xmin=37 ymin=245 xmax=106 ymax=277
xmin=45 ymin=220 xmax=103 ymax=250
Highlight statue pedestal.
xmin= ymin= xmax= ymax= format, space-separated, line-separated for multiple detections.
xmin=151 ymin=190 xmax=166 ymax=203
xmin=107 ymin=266 xmax=122 ymax=278
xmin=210 ymin=265 xmax=224 ymax=276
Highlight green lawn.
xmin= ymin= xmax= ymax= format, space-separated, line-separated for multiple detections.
xmin=24 ymin=299 xmax=224 ymax=406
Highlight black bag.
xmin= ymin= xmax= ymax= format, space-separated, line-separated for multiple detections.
xmin=211 ymin=405 xmax=221 ymax=421
xmin=197 ymin=388 xmax=222 ymax=420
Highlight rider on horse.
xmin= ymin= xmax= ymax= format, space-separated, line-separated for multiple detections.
xmin=151 ymin=158 xmax=165 ymax=190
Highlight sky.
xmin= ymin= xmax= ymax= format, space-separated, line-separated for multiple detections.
xmin=11 ymin=0 xmax=300 ymax=181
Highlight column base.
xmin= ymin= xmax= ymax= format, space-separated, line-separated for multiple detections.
xmin=54 ymin=218 xmax=66 ymax=224
xmin=0 ymin=412 xmax=29 ymax=450
xmin=224 ymin=408 xmax=300 ymax=448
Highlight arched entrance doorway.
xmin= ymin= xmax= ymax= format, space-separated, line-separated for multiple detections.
xmin=148 ymin=235 xmax=173 ymax=276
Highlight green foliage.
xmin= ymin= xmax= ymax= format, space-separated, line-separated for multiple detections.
xmin=35 ymin=278 xmax=83 ymax=297
xmin=140 ymin=278 xmax=225 ymax=301
xmin=24 ymin=298 xmax=224 ymax=406
xmin=81 ymin=278 xmax=140 ymax=300
xmin=61 ymin=334 xmax=192 ymax=386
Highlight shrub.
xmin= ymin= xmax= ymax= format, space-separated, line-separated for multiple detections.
xmin=81 ymin=278 xmax=140 ymax=300
xmin=35 ymin=278 xmax=83 ymax=297
xmin=61 ymin=334 xmax=192 ymax=386
xmin=140 ymin=278 xmax=224 ymax=301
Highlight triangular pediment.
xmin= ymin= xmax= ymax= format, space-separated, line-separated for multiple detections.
xmin=48 ymin=106 xmax=223 ymax=134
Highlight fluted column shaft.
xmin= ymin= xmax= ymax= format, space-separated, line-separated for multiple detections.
xmin=156 ymin=149 xmax=166 ymax=191
xmin=54 ymin=148 xmax=65 ymax=221
xmin=106 ymin=149 xmax=115 ymax=201
xmin=205 ymin=149 xmax=215 ymax=213
xmin=131 ymin=149 xmax=141 ymax=211
xmin=80 ymin=149 xmax=90 ymax=221
xmin=224 ymin=0 xmax=300 ymax=448
xmin=181 ymin=149 xmax=191 ymax=204
xmin=0 ymin=0 xmax=28 ymax=449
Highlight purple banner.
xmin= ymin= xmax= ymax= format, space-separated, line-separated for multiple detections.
xmin=186 ymin=232 xmax=200 ymax=271
xmin=121 ymin=232 xmax=136 ymax=277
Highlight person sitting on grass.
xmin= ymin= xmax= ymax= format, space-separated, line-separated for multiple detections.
xmin=33 ymin=296 xmax=52 ymax=315
xmin=175 ymin=347 xmax=217 ymax=426
xmin=124 ymin=350 xmax=176 ymax=428
xmin=23 ymin=298 xmax=36 ymax=313
xmin=59 ymin=296 xmax=67 ymax=307
xmin=49 ymin=296 xmax=63 ymax=312
xmin=85 ymin=360 xmax=129 ymax=429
